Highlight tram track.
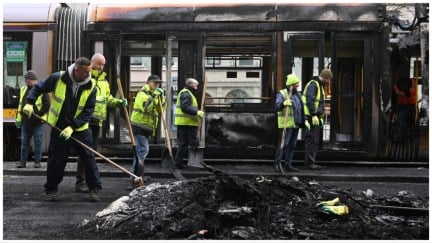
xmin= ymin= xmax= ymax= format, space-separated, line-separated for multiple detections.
xmin=3 ymin=156 xmax=429 ymax=184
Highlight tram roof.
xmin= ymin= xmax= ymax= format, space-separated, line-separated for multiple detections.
xmin=87 ymin=3 xmax=383 ymax=23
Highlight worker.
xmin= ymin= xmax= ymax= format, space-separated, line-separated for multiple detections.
xmin=393 ymin=77 xmax=417 ymax=141
xmin=16 ymin=70 xmax=50 ymax=168
xmin=75 ymin=53 xmax=128 ymax=193
xmin=302 ymin=68 xmax=333 ymax=170
xmin=274 ymin=73 xmax=306 ymax=172
xmin=23 ymin=57 xmax=102 ymax=202
xmin=130 ymin=75 xmax=166 ymax=177
xmin=173 ymin=78 xmax=204 ymax=169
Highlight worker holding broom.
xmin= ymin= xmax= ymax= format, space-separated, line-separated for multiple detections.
xmin=130 ymin=75 xmax=166 ymax=177
xmin=274 ymin=73 xmax=307 ymax=172
xmin=22 ymin=57 xmax=102 ymax=202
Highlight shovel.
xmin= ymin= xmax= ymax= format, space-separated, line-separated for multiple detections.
xmin=158 ymin=97 xmax=186 ymax=180
xmin=275 ymin=85 xmax=294 ymax=175
xmin=32 ymin=113 xmax=144 ymax=187
xmin=116 ymin=78 xmax=145 ymax=178
xmin=187 ymin=77 xmax=207 ymax=168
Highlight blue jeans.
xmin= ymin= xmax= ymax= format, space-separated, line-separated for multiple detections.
xmin=132 ymin=134 xmax=149 ymax=175
xmin=45 ymin=128 xmax=101 ymax=193
xmin=20 ymin=123 xmax=44 ymax=162
xmin=275 ymin=127 xmax=299 ymax=166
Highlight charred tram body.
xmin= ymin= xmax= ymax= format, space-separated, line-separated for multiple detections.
xmin=3 ymin=3 xmax=429 ymax=162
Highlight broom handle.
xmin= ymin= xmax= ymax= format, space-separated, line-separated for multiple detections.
xmin=116 ymin=78 xmax=137 ymax=146
xmin=32 ymin=113 xmax=140 ymax=179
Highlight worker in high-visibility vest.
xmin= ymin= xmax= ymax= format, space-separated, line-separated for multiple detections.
xmin=75 ymin=53 xmax=128 ymax=193
xmin=173 ymin=78 xmax=204 ymax=169
xmin=23 ymin=57 xmax=101 ymax=202
xmin=16 ymin=70 xmax=50 ymax=169
xmin=302 ymin=68 xmax=332 ymax=170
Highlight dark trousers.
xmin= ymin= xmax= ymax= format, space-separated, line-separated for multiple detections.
xmin=45 ymin=128 xmax=101 ymax=193
xmin=275 ymin=127 xmax=299 ymax=166
xmin=174 ymin=125 xmax=198 ymax=165
xmin=304 ymin=125 xmax=321 ymax=165
xmin=76 ymin=123 xmax=99 ymax=185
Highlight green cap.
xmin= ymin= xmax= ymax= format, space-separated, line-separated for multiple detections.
xmin=286 ymin=73 xmax=300 ymax=86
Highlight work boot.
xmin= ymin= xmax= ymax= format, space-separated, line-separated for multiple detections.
xmin=34 ymin=161 xmax=41 ymax=168
xmin=285 ymin=164 xmax=299 ymax=172
xmin=308 ymin=164 xmax=322 ymax=170
xmin=75 ymin=182 xmax=89 ymax=193
xmin=16 ymin=161 xmax=26 ymax=168
xmin=88 ymin=188 xmax=100 ymax=202
xmin=46 ymin=192 xmax=58 ymax=202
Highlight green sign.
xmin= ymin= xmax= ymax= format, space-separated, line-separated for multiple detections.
xmin=5 ymin=41 xmax=27 ymax=62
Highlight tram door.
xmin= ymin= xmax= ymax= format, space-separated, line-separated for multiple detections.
xmin=283 ymin=32 xmax=374 ymax=148
xmin=331 ymin=33 xmax=373 ymax=146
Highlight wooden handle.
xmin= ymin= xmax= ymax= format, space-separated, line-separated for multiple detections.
xmin=32 ymin=113 xmax=139 ymax=179
xmin=158 ymin=97 xmax=174 ymax=157
xmin=116 ymin=78 xmax=137 ymax=146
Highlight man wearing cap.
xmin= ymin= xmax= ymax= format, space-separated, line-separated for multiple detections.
xmin=75 ymin=53 xmax=128 ymax=193
xmin=173 ymin=78 xmax=205 ymax=169
xmin=302 ymin=68 xmax=333 ymax=170
xmin=130 ymin=74 xmax=166 ymax=176
xmin=274 ymin=73 xmax=306 ymax=172
xmin=16 ymin=70 xmax=50 ymax=168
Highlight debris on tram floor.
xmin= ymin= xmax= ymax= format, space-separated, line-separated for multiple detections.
xmin=75 ymin=172 xmax=428 ymax=240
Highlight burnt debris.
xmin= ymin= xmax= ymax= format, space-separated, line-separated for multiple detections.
xmin=75 ymin=173 xmax=428 ymax=240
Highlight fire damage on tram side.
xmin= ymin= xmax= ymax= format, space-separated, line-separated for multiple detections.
xmin=2 ymin=3 xmax=429 ymax=241
xmin=3 ymin=3 xmax=429 ymax=163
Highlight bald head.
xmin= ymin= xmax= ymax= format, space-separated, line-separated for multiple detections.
xmin=91 ymin=53 xmax=106 ymax=73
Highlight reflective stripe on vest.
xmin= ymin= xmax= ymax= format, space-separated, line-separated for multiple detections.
xmin=277 ymin=89 xmax=296 ymax=128
xmin=174 ymin=88 xmax=198 ymax=126
xmin=47 ymin=73 xmax=95 ymax=131
xmin=130 ymin=85 xmax=159 ymax=134
xmin=302 ymin=80 xmax=324 ymax=118
xmin=16 ymin=86 xmax=45 ymax=122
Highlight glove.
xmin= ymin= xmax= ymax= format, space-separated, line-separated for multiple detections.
xmin=316 ymin=197 xmax=340 ymax=207
xmin=319 ymin=205 xmax=349 ymax=216
xmin=197 ymin=110 xmax=205 ymax=118
xmin=96 ymin=96 xmax=107 ymax=104
xmin=283 ymin=99 xmax=292 ymax=106
xmin=312 ymin=115 xmax=320 ymax=126
xmin=59 ymin=126 xmax=74 ymax=140
xmin=116 ymin=98 xmax=128 ymax=108
xmin=22 ymin=104 xmax=34 ymax=118
xmin=304 ymin=120 xmax=310 ymax=131
xmin=155 ymin=88 xmax=164 ymax=96
xmin=15 ymin=120 xmax=21 ymax=129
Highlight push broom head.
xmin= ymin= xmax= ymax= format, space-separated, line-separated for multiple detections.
xmin=134 ymin=177 xmax=144 ymax=187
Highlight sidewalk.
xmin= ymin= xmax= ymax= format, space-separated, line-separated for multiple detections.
xmin=3 ymin=160 xmax=429 ymax=183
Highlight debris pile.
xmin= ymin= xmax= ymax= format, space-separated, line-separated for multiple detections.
xmin=75 ymin=173 xmax=428 ymax=240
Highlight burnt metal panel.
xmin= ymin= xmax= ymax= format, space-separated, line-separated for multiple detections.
xmin=86 ymin=22 xmax=382 ymax=33
xmin=87 ymin=3 xmax=383 ymax=23
xmin=87 ymin=3 xmax=194 ymax=22
xmin=205 ymin=112 xmax=276 ymax=148
xmin=277 ymin=4 xmax=384 ymax=22
xmin=194 ymin=5 xmax=276 ymax=21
